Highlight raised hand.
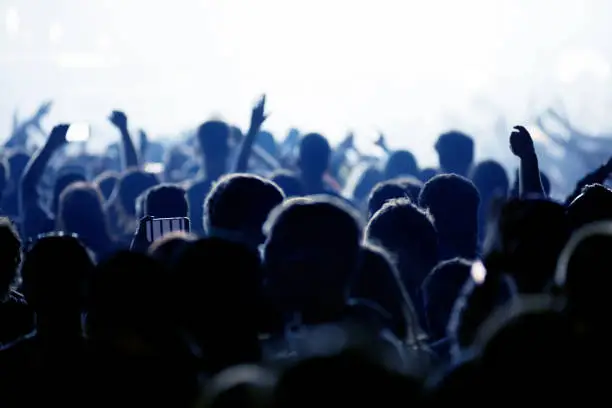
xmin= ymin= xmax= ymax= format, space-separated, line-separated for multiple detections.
xmin=510 ymin=126 xmax=536 ymax=159
xmin=375 ymin=132 xmax=388 ymax=150
xmin=47 ymin=124 xmax=69 ymax=149
xmin=249 ymin=95 xmax=268 ymax=134
xmin=109 ymin=110 xmax=128 ymax=131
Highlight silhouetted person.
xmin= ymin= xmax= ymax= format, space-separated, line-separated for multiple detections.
xmin=143 ymin=184 xmax=189 ymax=218
xmin=187 ymin=120 xmax=232 ymax=236
xmin=470 ymin=160 xmax=509 ymax=242
xmin=421 ymin=258 xmax=472 ymax=342
xmin=298 ymin=133 xmax=335 ymax=196
xmin=419 ymin=174 xmax=480 ymax=260
xmin=94 ymin=170 xmax=120 ymax=201
xmin=435 ymin=131 xmax=474 ymax=176
xmin=204 ymin=174 xmax=284 ymax=250
xmin=57 ymin=182 xmax=117 ymax=262
xmin=0 ymin=218 xmax=33 ymax=345
xmin=148 ymin=231 xmax=197 ymax=267
xmin=566 ymin=184 xmax=612 ymax=232
xmin=365 ymin=198 xmax=438 ymax=324
xmin=384 ymin=150 xmax=419 ymax=180
xmin=367 ymin=177 xmax=423 ymax=219
xmin=0 ymin=235 xmax=93 ymax=407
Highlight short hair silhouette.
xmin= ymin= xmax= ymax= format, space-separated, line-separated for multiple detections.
xmin=21 ymin=235 xmax=93 ymax=311
xmin=205 ymin=174 xmax=285 ymax=247
xmin=264 ymin=196 xmax=362 ymax=320
xmin=94 ymin=170 xmax=120 ymax=201
xmin=52 ymin=173 xmax=86 ymax=216
xmin=148 ymin=231 xmax=197 ymax=267
xmin=197 ymin=365 xmax=277 ymax=408
xmin=0 ymin=218 xmax=21 ymax=300
xmin=197 ymin=120 xmax=231 ymax=160
xmin=566 ymin=184 xmax=612 ymax=232
xmin=470 ymin=160 xmax=509 ymax=199
xmin=419 ymin=174 xmax=480 ymax=259
xmin=367 ymin=177 xmax=422 ymax=219
xmin=421 ymin=258 xmax=472 ymax=341
xmin=144 ymin=184 xmax=189 ymax=218
xmin=270 ymin=170 xmax=304 ymax=197
xmin=365 ymin=198 xmax=438 ymax=309
xmin=116 ymin=169 xmax=159 ymax=216
xmin=435 ymin=131 xmax=474 ymax=176
xmin=384 ymin=150 xmax=419 ymax=179
xmin=298 ymin=133 xmax=331 ymax=178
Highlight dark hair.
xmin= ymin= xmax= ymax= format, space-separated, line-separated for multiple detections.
xmin=0 ymin=218 xmax=21 ymax=300
xmin=116 ymin=169 xmax=160 ymax=217
xmin=368 ymin=179 xmax=412 ymax=219
xmin=205 ymin=174 xmax=285 ymax=245
xmin=384 ymin=150 xmax=419 ymax=179
xmin=52 ymin=172 xmax=87 ymax=216
xmin=299 ymin=133 xmax=331 ymax=176
xmin=145 ymin=184 xmax=189 ymax=218
xmin=197 ymin=120 xmax=231 ymax=158
xmin=94 ymin=170 xmax=120 ymax=201
xmin=270 ymin=170 xmax=304 ymax=198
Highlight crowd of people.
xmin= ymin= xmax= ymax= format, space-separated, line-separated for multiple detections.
xmin=0 ymin=96 xmax=607 ymax=406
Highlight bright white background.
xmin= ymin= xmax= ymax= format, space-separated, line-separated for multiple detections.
xmin=2 ymin=0 xmax=612 ymax=165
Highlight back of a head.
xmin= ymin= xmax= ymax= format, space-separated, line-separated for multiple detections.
xmin=198 ymin=365 xmax=277 ymax=408
xmin=94 ymin=170 xmax=120 ymax=201
xmin=365 ymin=198 xmax=438 ymax=295
xmin=58 ymin=182 xmax=109 ymax=241
xmin=117 ymin=169 xmax=160 ymax=216
xmin=52 ymin=172 xmax=87 ymax=215
xmin=470 ymin=160 xmax=509 ymax=199
xmin=298 ymin=133 xmax=331 ymax=177
xmin=384 ymin=150 xmax=419 ymax=179
xmin=0 ymin=218 xmax=21 ymax=300
xmin=145 ymin=184 xmax=189 ymax=218
xmin=270 ymin=171 xmax=304 ymax=198
xmin=148 ymin=231 xmax=197 ymax=266
xmin=435 ymin=131 xmax=474 ymax=176
xmin=205 ymin=174 xmax=285 ymax=246
xmin=263 ymin=196 xmax=362 ymax=314
xmin=21 ymin=235 xmax=93 ymax=311
xmin=197 ymin=120 xmax=231 ymax=159
xmin=367 ymin=179 xmax=415 ymax=219
xmin=567 ymin=184 xmax=612 ymax=232
xmin=344 ymin=165 xmax=383 ymax=204
xmin=422 ymin=258 xmax=472 ymax=341
xmin=88 ymin=251 xmax=169 ymax=339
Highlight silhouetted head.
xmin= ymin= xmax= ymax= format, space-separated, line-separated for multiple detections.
xmin=435 ymin=131 xmax=474 ymax=176
xmin=197 ymin=365 xmax=277 ymax=408
xmin=148 ymin=231 xmax=197 ymax=267
xmin=144 ymin=183 xmax=189 ymax=218
xmin=484 ymin=199 xmax=568 ymax=293
xmin=205 ymin=174 xmax=285 ymax=248
xmin=0 ymin=157 xmax=9 ymax=197
xmin=270 ymin=170 xmax=304 ymax=198
xmin=263 ymin=196 xmax=362 ymax=321
xmin=94 ymin=170 xmax=120 ymax=201
xmin=298 ymin=133 xmax=331 ymax=181
xmin=197 ymin=120 xmax=231 ymax=179
xmin=470 ymin=160 xmax=509 ymax=200
xmin=21 ymin=235 xmax=93 ymax=313
xmin=422 ymin=258 xmax=472 ymax=341
xmin=365 ymin=198 xmax=438 ymax=305
xmin=174 ymin=238 xmax=263 ymax=371
xmin=0 ymin=218 xmax=21 ymax=300
xmin=58 ymin=182 xmax=112 ymax=257
xmin=367 ymin=177 xmax=423 ymax=219
xmin=554 ymin=221 xmax=612 ymax=330
xmin=87 ymin=251 xmax=171 ymax=342
xmin=419 ymin=174 xmax=480 ymax=259
xmin=566 ymin=184 xmax=612 ymax=232
xmin=384 ymin=150 xmax=419 ymax=179
xmin=419 ymin=168 xmax=438 ymax=183
xmin=343 ymin=164 xmax=383 ymax=206
xmin=52 ymin=172 xmax=87 ymax=216
xmin=352 ymin=244 xmax=421 ymax=340
xmin=256 ymin=131 xmax=278 ymax=157
xmin=116 ymin=169 xmax=160 ymax=217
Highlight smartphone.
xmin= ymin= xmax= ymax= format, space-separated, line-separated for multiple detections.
xmin=144 ymin=162 xmax=164 ymax=175
xmin=145 ymin=217 xmax=190 ymax=242
xmin=66 ymin=123 xmax=90 ymax=142
xmin=471 ymin=260 xmax=487 ymax=285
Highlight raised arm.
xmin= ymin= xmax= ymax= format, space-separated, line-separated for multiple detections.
xmin=234 ymin=95 xmax=268 ymax=173
xmin=510 ymin=126 xmax=545 ymax=198
xmin=109 ymin=110 xmax=139 ymax=169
